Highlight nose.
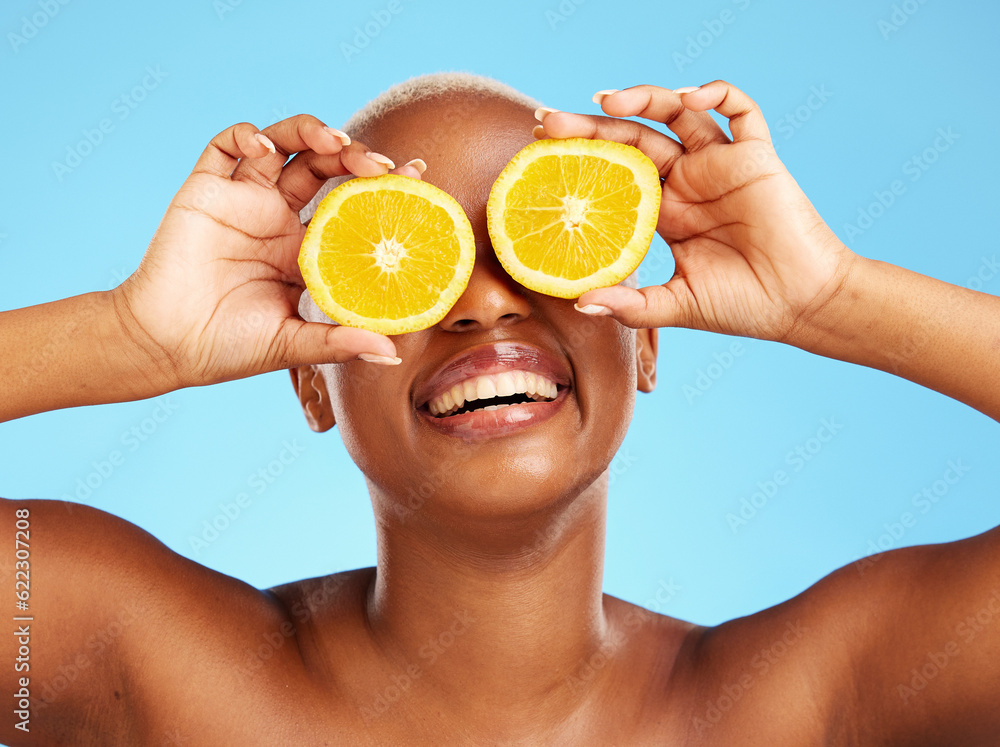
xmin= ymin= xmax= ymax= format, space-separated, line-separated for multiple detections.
xmin=438 ymin=248 xmax=531 ymax=332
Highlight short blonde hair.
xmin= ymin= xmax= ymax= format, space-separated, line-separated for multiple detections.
xmin=299 ymin=72 xmax=541 ymax=225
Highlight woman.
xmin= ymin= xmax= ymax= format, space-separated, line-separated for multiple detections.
xmin=2 ymin=74 xmax=998 ymax=744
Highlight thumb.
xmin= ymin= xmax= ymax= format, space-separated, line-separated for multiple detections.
xmin=575 ymin=281 xmax=693 ymax=329
xmin=277 ymin=320 xmax=401 ymax=367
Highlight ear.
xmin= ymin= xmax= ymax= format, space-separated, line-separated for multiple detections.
xmin=289 ymin=365 xmax=336 ymax=433
xmin=636 ymin=328 xmax=658 ymax=393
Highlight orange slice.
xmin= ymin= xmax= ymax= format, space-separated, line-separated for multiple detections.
xmin=298 ymin=174 xmax=476 ymax=334
xmin=487 ymin=138 xmax=661 ymax=298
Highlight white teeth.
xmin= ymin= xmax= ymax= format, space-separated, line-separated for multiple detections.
xmin=495 ymin=372 xmax=516 ymax=397
xmin=450 ymin=383 xmax=465 ymax=410
xmin=426 ymin=369 xmax=561 ymax=417
xmin=476 ymin=377 xmax=497 ymax=401
xmin=513 ymin=370 xmax=527 ymax=393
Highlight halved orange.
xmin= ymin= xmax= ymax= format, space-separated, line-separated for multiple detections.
xmin=298 ymin=174 xmax=476 ymax=334
xmin=487 ymin=138 xmax=661 ymax=298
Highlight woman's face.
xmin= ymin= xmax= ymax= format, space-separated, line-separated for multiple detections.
xmin=302 ymin=93 xmax=657 ymax=530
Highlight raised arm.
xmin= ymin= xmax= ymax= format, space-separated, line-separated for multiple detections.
xmin=537 ymin=82 xmax=1000 ymax=421
xmin=0 ymin=115 xmax=414 ymax=423
xmin=537 ymin=80 xmax=1000 ymax=742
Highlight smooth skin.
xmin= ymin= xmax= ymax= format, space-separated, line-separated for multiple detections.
xmin=1 ymin=80 xmax=999 ymax=745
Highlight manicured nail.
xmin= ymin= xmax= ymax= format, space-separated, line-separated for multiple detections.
xmin=254 ymin=133 xmax=276 ymax=154
xmin=532 ymin=125 xmax=546 ymax=139
xmin=673 ymin=86 xmax=701 ymax=95
xmin=534 ymin=106 xmax=559 ymax=122
xmin=366 ymin=151 xmax=395 ymax=169
xmin=325 ymin=127 xmax=351 ymax=146
xmin=592 ymin=89 xmax=619 ymax=105
xmin=359 ymin=353 xmax=402 ymax=365
xmin=574 ymin=303 xmax=613 ymax=316
xmin=402 ymin=158 xmax=427 ymax=175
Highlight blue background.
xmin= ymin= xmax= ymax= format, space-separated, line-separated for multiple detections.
xmin=2 ymin=0 xmax=998 ymax=634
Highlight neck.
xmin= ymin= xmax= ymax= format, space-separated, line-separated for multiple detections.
xmin=365 ymin=478 xmax=611 ymax=724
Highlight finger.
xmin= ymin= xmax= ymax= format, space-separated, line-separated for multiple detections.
xmin=594 ymin=85 xmax=730 ymax=150
xmin=676 ymin=80 xmax=772 ymax=143
xmin=277 ymin=319 xmax=401 ymax=368
xmin=575 ymin=281 xmax=694 ymax=330
xmin=192 ymin=122 xmax=273 ymax=178
xmin=393 ymin=158 xmax=427 ymax=179
xmin=538 ymin=111 xmax=683 ymax=177
xmin=275 ymin=142 xmax=401 ymax=213
xmin=231 ymin=114 xmax=351 ymax=187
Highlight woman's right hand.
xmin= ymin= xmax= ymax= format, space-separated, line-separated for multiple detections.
xmin=112 ymin=114 xmax=422 ymax=392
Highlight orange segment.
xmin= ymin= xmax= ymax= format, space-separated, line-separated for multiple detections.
xmin=487 ymin=138 xmax=661 ymax=298
xmin=298 ymin=175 xmax=476 ymax=334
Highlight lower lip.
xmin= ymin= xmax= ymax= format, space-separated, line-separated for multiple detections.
xmin=418 ymin=389 xmax=568 ymax=440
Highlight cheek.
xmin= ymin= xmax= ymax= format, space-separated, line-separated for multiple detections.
xmin=326 ymin=364 xmax=407 ymax=481
xmin=566 ymin=317 xmax=638 ymax=397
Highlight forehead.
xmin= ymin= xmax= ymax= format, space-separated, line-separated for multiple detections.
xmin=353 ymin=94 xmax=538 ymax=222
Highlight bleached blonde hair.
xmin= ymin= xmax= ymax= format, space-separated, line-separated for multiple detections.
xmin=299 ymin=72 xmax=542 ymax=226
xmin=297 ymin=73 xmax=637 ymax=324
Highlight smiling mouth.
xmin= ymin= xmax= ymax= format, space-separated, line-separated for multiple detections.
xmin=427 ymin=370 xmax=560 ymax=418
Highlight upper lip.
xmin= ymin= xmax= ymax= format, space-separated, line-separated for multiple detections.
xmin=414 ymin=340 xmax=572 ymax=410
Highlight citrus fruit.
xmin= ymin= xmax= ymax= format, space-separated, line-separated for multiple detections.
xmin=487 ymin=138 xmax=661 ymax=298
xmin=298 ymin=174 xmax=476 ymax=335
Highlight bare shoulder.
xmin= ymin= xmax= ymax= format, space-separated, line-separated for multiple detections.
xmin=676 ymin=528 xmax=1000 ymax=745
xmin=0 ymin=497 xmax=297 ymax=745
xmin=268 ymin=566 xmax=375 ymax=622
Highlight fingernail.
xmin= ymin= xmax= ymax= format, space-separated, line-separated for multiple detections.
xmin=592 ymin=89 xmax=619 ymax=105
xmin=402 ymin=158 xmax=427 ymax=175
xmin=366 ymin=151 xmax=395 ymax=169
xmin=359 ymin=353 xmax=402 ymax=365
xmin=324 ymin=126 xmax=351 ymax=146
xmin=574 ymin=303 xmax=613 ymax=316
xmin=532 ymin=125 xmax=546 ymax=139
xmin=254 ymin=133 xmax=276 ymax=154
xmin=534 ymin=106 xmax=559 ymax=122
xmin=673 ymin=86 xmax=701 ymax=95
